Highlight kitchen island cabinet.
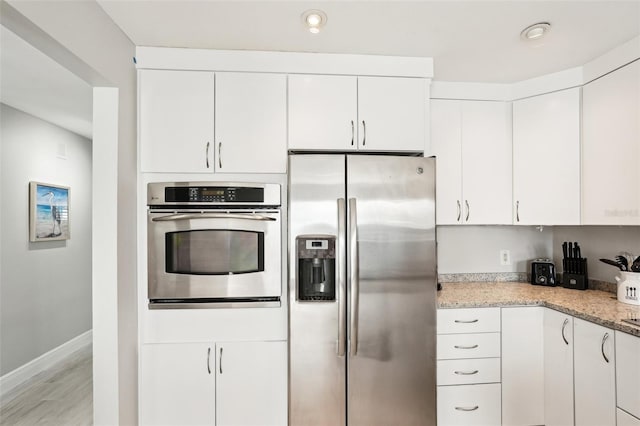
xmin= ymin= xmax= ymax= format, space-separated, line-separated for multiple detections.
xmin=139 ymin=340 xmax=287 ymax=426
xmin=288 ymin=75 xmax=426 ymax=152
xmin=513 ymin=87 xmax=581 ymax=225
xmin=431 ymin=99 xmax=512 ymax=225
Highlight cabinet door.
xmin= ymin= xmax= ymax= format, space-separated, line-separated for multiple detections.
xmin=288 ymin=74 xmax=357 ymax=150
xmin=216 ymin=341 xmax=287 ymax=426
xmin=544 ymin=309 xmax=574 ymax=426
xmin=461 ymin=101 xmax=512 ymax=225
xmin=139 ymin=343 xmax=215 ymax=426
xmin=215 ymin=72 xmax=287 ymax=173
xmin=513 ymin=88 xmax=581 ymax=225
xmin=431 ymin=100 xmax=463 ymax=225
xmin=574 ymin=318 xmax=616 ymax=426
xmin=357 ymin=77 xmax=426 ymax=151
xmin=616 ymin=331 xmax=640 ymax=419
xmin=618 ymin=409 xmax=640 ymax=426
xmin=583 ymin=61 xmax=640 ymax=225
xmin=139 ymin=69 xmax=215 ymax=173
xmin=501 ymin=307 xmax=544 ymax=426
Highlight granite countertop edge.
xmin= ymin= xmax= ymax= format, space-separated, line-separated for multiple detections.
xmin=437 ymin=282 xmax=640 ymax=337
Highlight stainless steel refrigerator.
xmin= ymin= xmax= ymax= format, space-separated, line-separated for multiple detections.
xmin=288 ymin=154 xmax=437 ymax=426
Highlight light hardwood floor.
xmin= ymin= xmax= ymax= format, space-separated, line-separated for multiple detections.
xmin=0 ymin=344 xmax=92 ymax=426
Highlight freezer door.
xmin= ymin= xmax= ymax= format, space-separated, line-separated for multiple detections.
xmin=346 ymin=155 xmax=437 ymax=426
xmin=288 ymin=155 xmax=347 ymax=426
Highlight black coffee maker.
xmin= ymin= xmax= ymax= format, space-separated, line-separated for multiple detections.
xmin=296 ymin=235 xmax=336 ymax=301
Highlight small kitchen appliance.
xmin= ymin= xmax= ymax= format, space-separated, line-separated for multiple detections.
xmin=531 ymin=259 xmax=556 ymax=286
xmin=615 ymin=272 xmax=640 ymax=306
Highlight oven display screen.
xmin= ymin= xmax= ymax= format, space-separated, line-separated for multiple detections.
xmin=165 ymin=230 xmax=265 ymax=275
xmin=201 ymin=189 xmax=225 ymax=196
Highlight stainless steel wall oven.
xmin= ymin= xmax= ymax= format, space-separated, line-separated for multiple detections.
xmin=147 ymin=182 xmax=281 ymax=309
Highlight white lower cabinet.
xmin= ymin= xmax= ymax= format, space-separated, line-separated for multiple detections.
xmin=140 ymin=341 xmax=287 ymax=426
xmin=544 ymin=309 xmax=574 ymax=426
xmin=437 ymin=383 xmax=501 ymax=426
xmin=574 ymin=318 xmax=616 ymax=426
xmin=616 ymin=331 xmax=640 ymax=420
xmin=501 ymin=307 xmax=544 ymax=426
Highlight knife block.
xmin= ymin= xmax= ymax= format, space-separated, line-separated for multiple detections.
xmin=562 ymin=258 xmax=588 ymax=290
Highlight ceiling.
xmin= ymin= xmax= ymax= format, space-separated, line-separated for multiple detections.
xmin=97 ymin=1 xmax=640 ymax=83
xmin=0 ymin=26 xmax=93 ymax=139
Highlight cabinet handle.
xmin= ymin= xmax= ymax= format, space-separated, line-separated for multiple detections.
xmin=456 ymin=200 xmax=461 ymax=222
xmin=561 ymin=318 xmax=569 ymax=345
xmin=516 ymin=200 xmax=520 ymax=222
xmin=218 ymin=142 xmax=222 ymax=169
xmin=454 ymin=370 xmax=479 ymax=375
xmin=206 ymin=142 xmax=210 ymax=169
xmin=454 ymin=319 xmax=478 ymax=324
xmin=361 ymin=120 xmax=366 ymax=146
xmin=454 ymin=344 xmax=479 ymax=350
xmin=351 ymin=120 xmax=354 ymax=146
xmin=207 ymin=347 xmax=211 ymax=374
xmin=465 ymin=200 xmax=470 ymax=222
xmin=601 ymin=333 xmax=610 ymax=363
xmin=219 ymin=347 xmax=223 ymax=373
xmin=455 ymin=406 xmax=479 ymax=412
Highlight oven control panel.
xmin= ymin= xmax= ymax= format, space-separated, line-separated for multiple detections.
xmin=148 ymin=182 xmax=280 ymax=206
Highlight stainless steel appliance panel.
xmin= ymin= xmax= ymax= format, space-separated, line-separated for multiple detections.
xmin=346 ymin=155 xmax=437 ymax=426
xmin=289 ymin=155 xmax=347 ymax=426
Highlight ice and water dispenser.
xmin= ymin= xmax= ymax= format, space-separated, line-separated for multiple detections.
xmin=296 ymin=235 xmax=336 ymax=301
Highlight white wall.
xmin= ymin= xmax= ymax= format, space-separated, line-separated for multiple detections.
xmin=0 ymin=104 xmax=92 ymax=375
xmin=437 ymin=225 xmax=553 ymax=274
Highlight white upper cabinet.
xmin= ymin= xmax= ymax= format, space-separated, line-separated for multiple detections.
xmin=431 ymin=99 xmax=512 ymax=225
xmin=140 ymin=69 xmax=215 ymax=173
xmin=513 ymin=87 xmax=581 ymax=225
xmin=357 ymin=77 xmax=426 ymax=151
xmin=139 ymin=70 xmax=287 ymax=174
xmin=582 ymin=60 xmax=640 ymax=225
xmin=288 ymin=75 xmax=426 ymax=152
xmin=215 ymin=72 xmax=287 ymax=173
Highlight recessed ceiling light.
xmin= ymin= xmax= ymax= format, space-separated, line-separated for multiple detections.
xmin=520 ymin=22 xmax=551 ymax=40
xmin=302 ymin=9 xmax=327 ymax=34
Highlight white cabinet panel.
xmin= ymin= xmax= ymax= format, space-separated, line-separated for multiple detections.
xmin=431 ymin=100 xmax=512 ymax=225
xmin=437 ymin=333 xmax=501 ymax=360
xmin=618 ymin=409 xmax=640 ymax=426
xmin=140 ymin=343 xmax=215 ymax=426
xmin=437 ymin=358 xmax=501 ymax=386
xmin=583 ymin=61 xmax=640 ymax=225
xmin=215 ymin=72 xmax=287 ymax=173
xmin=501 ymin=307 xmax=544 ymax=426
xmin=616 ymin=331 xmax=640 ymax=419
xmin=574 ymin=318 xmax=616 ymax=426
xmin=437 ymin=383 xmax=501 ymax=426
xmin=513 ymin=87 xmax=581 ymax=225
xmin=139 ymin=70 xmax=215 ymax=173
xmin=288 ymin=74 xmax=357 ymax=151
xmin=216 ymin=341 xmax=287 ymax=426
xmin=544 ymin=309 xmax=574 ymax=426
xmin=358 ymin=77 xmax=425 ymax=151
xmin=437 ymin=307 xmax=501 ymax=334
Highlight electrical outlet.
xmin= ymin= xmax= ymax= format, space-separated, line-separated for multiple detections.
xmin=500 ymin=249 xmax=511 ymax=266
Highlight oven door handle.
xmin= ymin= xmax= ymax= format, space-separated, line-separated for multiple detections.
xmin=151 ymin=213 xmax=277 ymax=222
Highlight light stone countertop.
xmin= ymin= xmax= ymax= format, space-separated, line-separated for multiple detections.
xmin=437 ymin=282 xmax=640 ymax=337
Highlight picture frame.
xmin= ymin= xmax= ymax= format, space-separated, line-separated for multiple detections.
xmin=29 ymin=181 xmax=70 ymax=242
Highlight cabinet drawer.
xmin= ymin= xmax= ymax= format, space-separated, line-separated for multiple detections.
xmin=618 ymin=409 xmax=640 ymax=426
xmin=437 ymin=333 xmax=501 ymax=360
xmin=437 ymin=358 xmax=500 ymax=386
xmin=438 ymin=308 xmax=501 ymax=334
xmin=437 ymin=383 xmax=501 ymax=426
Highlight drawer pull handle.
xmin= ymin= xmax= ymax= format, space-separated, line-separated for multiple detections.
xmin=454 ymin=344 xmax=479 ymax=350
xmin=455 ymin=406 xmax=479 ymax=412
xmin=454 ymin=319 xmax=478 ymax=324
xmin=454 ymin=370 xmax=479 ymax=375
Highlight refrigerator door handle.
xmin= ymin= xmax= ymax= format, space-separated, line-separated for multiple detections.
xmin=337 ymin=198 xmax=347 ymax=356
xmin=349 ymin=197 xmax=359 ymax=356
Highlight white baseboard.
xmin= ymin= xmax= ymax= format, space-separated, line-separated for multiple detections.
xmin=0 ymin=329 xmax=92 ymax=399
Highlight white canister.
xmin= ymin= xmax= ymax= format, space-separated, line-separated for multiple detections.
xmin=615 ymin=272 xmax=640 ymax=306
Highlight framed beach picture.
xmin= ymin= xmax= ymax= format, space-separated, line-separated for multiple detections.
xmin=29 ymin=182 xmax=70 ymax=242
